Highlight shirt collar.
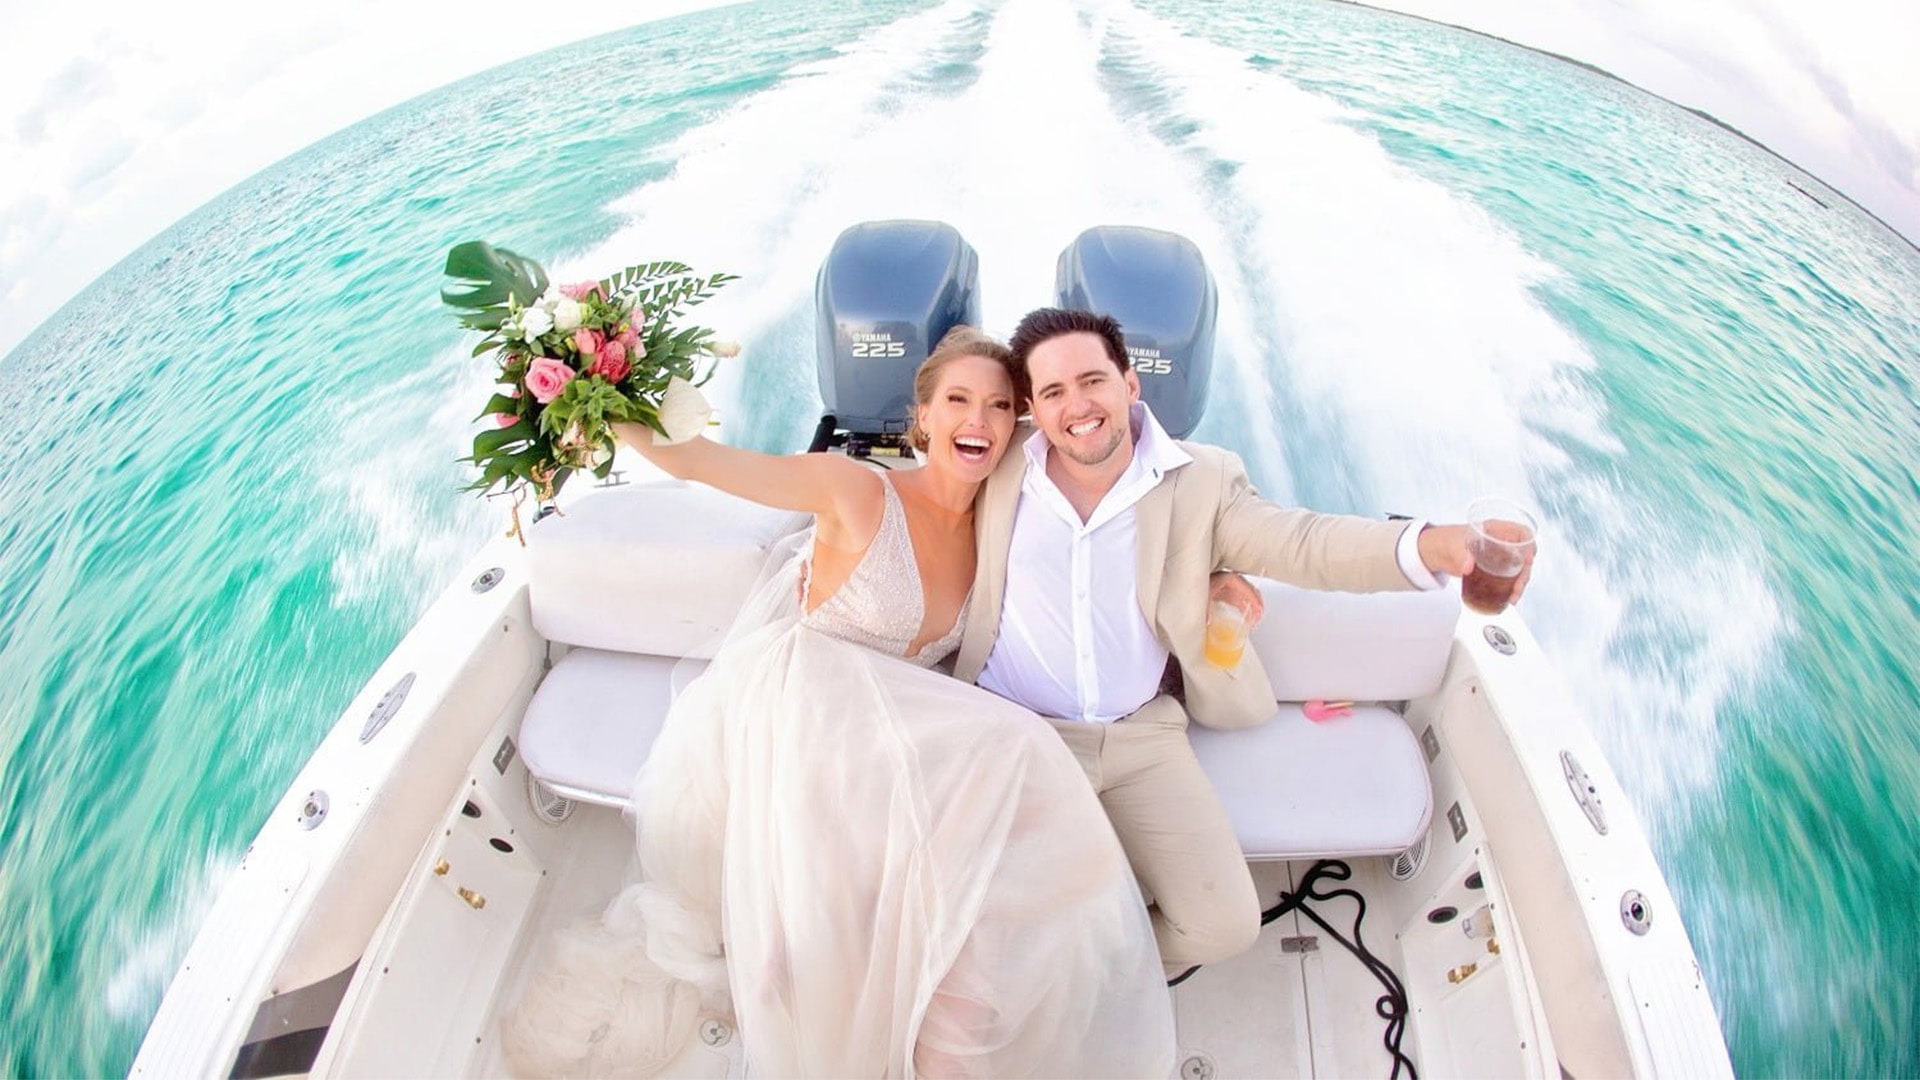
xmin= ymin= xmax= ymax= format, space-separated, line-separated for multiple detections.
xmin=1128 ymin=400 xmax=1193 ymax=478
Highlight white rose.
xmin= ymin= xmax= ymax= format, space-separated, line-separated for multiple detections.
xmin=551 ymin=297 xmax=582 ymax=333
xmin=707 ymin=340 xmax=741 ymax=358
xmin=657 ymin=377 xmax=714 ymax=445
xmin=519 ymin=305 xmax=553 ymax=339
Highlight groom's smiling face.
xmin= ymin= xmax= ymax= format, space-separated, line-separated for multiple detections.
xmin=1027 ymin=332 xmax=1141 ymax=470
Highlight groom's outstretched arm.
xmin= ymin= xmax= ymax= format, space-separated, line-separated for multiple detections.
xmin=1200 ymin=447 xmax=1414 ymax=593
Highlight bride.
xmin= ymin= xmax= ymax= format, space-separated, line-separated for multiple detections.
xmin=502 ymin=327 xmax=1176 ymax=1077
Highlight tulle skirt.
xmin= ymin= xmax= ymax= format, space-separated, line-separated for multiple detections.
xmin=503 ymin=538 xmax=1174 ymax=1078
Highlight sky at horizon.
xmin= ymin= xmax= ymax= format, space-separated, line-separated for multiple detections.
xmin=1 ymin=0 xmax=1914 ymax=362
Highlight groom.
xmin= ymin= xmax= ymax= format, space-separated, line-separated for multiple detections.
xmin=954 ymin=307 xmax=1504 ymax=974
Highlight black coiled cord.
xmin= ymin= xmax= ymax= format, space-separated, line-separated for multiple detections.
xmin=1260 ymin=859 xmax=1420 ymax=1080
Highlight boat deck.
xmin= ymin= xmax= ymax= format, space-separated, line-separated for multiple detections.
xmin=1176 ymin=860 xmax=1414 ymax=1080
xmin=470 ymin=803 xmax=1433 ymax=1079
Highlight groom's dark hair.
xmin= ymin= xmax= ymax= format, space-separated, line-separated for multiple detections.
xmin=1007 ymin=308 xmax=1130 ymax=382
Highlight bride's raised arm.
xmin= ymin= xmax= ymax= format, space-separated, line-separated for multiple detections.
xmin=611 ymin=417 xmax=880 ymax=545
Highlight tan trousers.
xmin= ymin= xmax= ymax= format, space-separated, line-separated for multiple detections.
xmin=1044 ymin=694 xmax=1261 ymax=974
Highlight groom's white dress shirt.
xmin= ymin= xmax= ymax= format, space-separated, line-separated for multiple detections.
xmin=978 ymin=403 xmax=1440 ymax=725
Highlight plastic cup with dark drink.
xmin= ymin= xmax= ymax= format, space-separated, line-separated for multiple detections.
xmin=1462 ymin=498 xmax=1537 ymax=615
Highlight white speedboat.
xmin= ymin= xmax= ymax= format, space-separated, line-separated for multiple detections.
xmin=133 ymin=222 xmax=1734 ymax=1079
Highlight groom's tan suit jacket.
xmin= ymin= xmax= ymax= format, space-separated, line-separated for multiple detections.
xmin=954 ymin=427 xmax=1415 ymax=730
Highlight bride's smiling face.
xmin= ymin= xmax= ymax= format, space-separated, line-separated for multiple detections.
xmin=916 ymin=354 xmax=1018 ymax=484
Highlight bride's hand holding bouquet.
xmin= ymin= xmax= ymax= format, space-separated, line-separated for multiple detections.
xmin=442 ymin=240 xmax=739 ymax=503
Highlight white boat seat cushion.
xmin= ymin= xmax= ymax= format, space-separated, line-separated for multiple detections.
xmin=519 ymin=648 xmax=709 ymax=807
xmin=527 ymin=480 xmax=807 ymax=659
xmin=1189 ymin=578 xmax=1457 ymax=860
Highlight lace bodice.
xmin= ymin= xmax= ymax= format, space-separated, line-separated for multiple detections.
xmin=801 ymin=474 xmax=969 ymax=668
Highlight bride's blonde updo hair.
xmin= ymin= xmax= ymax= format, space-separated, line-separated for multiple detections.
xmin=905 ymin=326 xmax=1019 ymax=452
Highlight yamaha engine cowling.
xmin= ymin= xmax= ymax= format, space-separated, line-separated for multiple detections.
xmin=813 ymin=220 xmax=981 ymax=453
xmin=1055 ymin=226 xmax=1217 ymax=438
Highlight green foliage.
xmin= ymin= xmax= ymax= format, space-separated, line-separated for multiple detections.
xmin=619 ymin=271 xmax=740 ymax=320
xmin=597 ymin=260 xmax=692 ymax=297
xmin=539 ymin=374 xmax=638 ymax=436
xmin=442 ymin=241 xmax=549 ymax=326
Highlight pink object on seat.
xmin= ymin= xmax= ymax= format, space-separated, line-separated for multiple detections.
xmin=1303 ymin=699 xmax=1354 ymax=722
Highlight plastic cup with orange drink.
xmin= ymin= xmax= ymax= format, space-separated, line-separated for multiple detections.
xmin=1204 ymin=600 xmax=1249 ymax=668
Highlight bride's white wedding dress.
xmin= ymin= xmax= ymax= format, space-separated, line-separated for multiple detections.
xmin=503 ymin=475 xmax=1175 ymax=1078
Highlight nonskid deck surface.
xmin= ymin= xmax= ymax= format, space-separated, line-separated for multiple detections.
xmin=474 ymin=804 xmax=744 ymax=1077
xmin=479 ymin=807 xmax=1413 ymax=1079
xmin=1173 ymin=860 xmax=1414 ymax=1079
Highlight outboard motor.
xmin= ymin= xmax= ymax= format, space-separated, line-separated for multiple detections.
xmin=1055 ymin=226 xmax=1217 ymax=438
xmin=812 ymin=220 xmax=981 ymax=456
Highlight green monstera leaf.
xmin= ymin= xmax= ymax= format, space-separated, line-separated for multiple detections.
xmin=441 ymin=241 xmax=551 ymax=328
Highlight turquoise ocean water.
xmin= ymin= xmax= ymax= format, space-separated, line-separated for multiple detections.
xmin=1 ymin=0 xmax=1914 ymax=1074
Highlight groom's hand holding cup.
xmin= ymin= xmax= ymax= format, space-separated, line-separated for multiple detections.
xmin=1203 ymin=571 xmax=1265 ymax=669
xmin=1417 ymin=501 xmax=1538 ymax=615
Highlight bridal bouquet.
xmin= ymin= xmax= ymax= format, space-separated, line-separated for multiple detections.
xmin=442 ymin=240 xmax=739 ymax=501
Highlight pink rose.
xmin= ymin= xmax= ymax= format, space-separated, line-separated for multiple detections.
xmin=495 ymin=411 xmax=519 ymax=428
xmin=574 ymin=328 xmax=604 ymax=356
xmin=589 ymin=352 xmax=632 ymax=384
xmin=618 ymin=326 xmax=639 ymax=350
xmin=559 ymin=281 xmax=601 ymax=301
xmin=600 ymin=339 xmax=627 ymax=364
xmin=525 ymin=357 xmax=575 ymax=403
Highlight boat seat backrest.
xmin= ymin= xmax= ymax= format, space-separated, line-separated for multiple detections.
xmin=519 ymin=481 xmax=804 ymax=807
xmin=1248 ymin=577 xmax=1459 ymax=702
xmin=1188 ymin=578 xmax=1458 ymax=860
xmin=526 ymin=480 xmax=809 ymax=659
